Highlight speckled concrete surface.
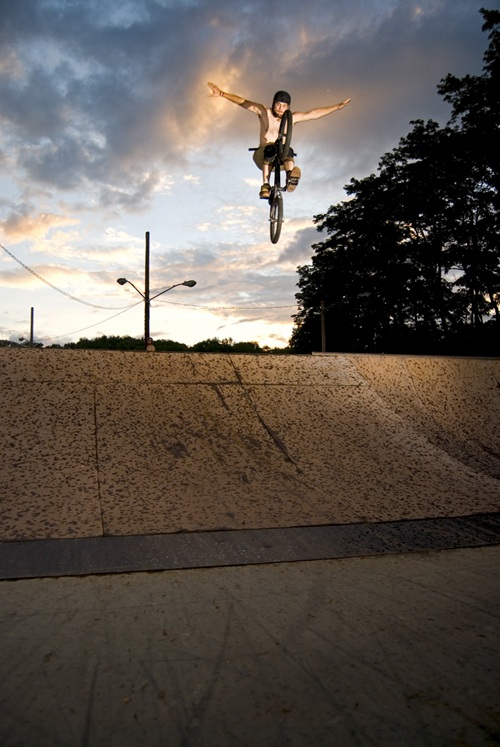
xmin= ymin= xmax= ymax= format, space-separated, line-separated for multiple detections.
xmin=344 ymin=354 xmax=500 ymax=480
xmin=0 ymin=378 xmax=102 ymax=540
xmin=1 ymin=350 xmax=499 ymax=540
xmin=1 ymin=547 xmax=499 ymax=747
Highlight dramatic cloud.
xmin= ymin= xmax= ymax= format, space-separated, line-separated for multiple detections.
xmin=0 ymin=0 xmax=496 ymax=345
xmin=0 ymin=0 xmax=490 ymax=200
xmin=0 ymin=206 xmax=79 ymax=242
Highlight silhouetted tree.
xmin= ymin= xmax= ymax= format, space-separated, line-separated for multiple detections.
xmin=50 ymin=335 xmax=282 ymax=353
xmin=291 ymin=9 xmax=500 ymax=356
xmin=190 ymin=337 xmax=236 ymax=352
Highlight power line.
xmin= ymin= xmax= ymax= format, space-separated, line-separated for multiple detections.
xmin=1 ymin=243 xmax=136 ymax=310
xmin=155 ymin=299 xmax=297 ymax=310
xmin=41 ymin=297 xmax=295 ymax=343
xmin=1 ymin=242 xmax=298 ymax=313
xmin=38 ymin=301 xmax=143 ymax=342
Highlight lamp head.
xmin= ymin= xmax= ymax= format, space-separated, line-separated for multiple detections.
xmin=117 ymin=278 xmax=128 ymax=285
xmin=182 ymin=280 xmax=197 ymax=287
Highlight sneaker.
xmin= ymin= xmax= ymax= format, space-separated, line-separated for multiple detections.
xmin=259 ymin=183 xmax=270 ymax=199
xmin=286 ymin=166 xmax=301 ymax=193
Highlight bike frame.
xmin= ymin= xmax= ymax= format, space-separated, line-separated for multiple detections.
xmin=268 ymin=110 xmax=293 ymax=244
xmin=249 ymin=109 xmax=293 ymax=244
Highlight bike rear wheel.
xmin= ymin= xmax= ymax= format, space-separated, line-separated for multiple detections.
xmin=277 ymin=109 xmax=293 ymax=161
xmin=269 ymin=190 xmax=283 ymax=244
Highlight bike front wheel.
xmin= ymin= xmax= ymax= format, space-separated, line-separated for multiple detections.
xmin=269 ymin=191 xmax=283 ymax=244
xmin=277 ymin=109 xmax=293 ymax=162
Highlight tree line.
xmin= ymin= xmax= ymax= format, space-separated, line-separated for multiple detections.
xmin=290 ymin=9 xmax=500 ymax=356
xmin=34 ymin=335 xmax=291 ymax=354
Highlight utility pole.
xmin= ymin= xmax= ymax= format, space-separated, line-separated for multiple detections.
xmin=321 ymin=300 xmax=326 ymax=353
xmin=116 ymin=231 xmax=196 ymax=347
xmin=144 ymin=231 xmax=150 ymax=349
xmin=30 ymin=307 xmax=34 ymax=348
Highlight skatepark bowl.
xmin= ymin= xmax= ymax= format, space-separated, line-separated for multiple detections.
xmin=1 ymin=349 xmax=499 ymax=746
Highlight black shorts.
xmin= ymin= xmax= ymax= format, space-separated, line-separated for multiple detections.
xmin=263 ymin=143 xmax=296 ymax=163
xmin=252 ymin=144 xmax=296 ymax=170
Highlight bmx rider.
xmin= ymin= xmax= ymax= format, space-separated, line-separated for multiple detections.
xmin=207 ymin=83 xmax=351 ymax=199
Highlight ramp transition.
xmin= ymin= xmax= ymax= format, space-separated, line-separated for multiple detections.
xmin=1 ymin=350 xmax=499 ymax=544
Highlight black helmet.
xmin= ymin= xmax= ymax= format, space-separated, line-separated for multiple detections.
xmin=273 ymin=90 xmax=291 ymax=106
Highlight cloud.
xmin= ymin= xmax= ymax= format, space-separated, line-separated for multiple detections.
xmin=183 ymin=174 xmax=200 ymax=184
xmin=0 ymin=0 xmax=494 ymax=348
xmin=0 ymin=207 xmax=80 ymax=243
xmin=30 ymin=228 xmax=147 ymax=265
xmin=148 ymin=233 xmax=300 ymax=326
xmin=0 ymin=0 xmax=490 ymax=212
xmin=196 ymin=204 xmax=261 ymax=234
xmin=276 ymin=224 xmax=319 ymax=267
xmin=0 ymin=255 xmax=130 ymax=297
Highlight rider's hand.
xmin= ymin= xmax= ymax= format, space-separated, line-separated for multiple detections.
xmin=207 ymin=82 xmax=223 ymax=97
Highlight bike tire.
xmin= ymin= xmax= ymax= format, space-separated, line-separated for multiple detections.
xmin=269 ymin=191 xmax=283 ymax=244
xmin=277 ymin=109 xmax=293 ymax=162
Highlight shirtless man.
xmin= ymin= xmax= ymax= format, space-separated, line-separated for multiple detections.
xmin=207 ymin=83 xmax=351 ymax=199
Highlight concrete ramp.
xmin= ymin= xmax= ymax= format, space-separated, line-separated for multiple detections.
xmin=1 ymin=350 xmax=499 ymax=541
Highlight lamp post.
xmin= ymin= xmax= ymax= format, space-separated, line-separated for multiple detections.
xmin=117 ymin=231 xmax=196 ymax=349
xmin=320 ymin=300 xmax=326 ymax=353
xmin=18 ymin=307 xmax=35 ymax=348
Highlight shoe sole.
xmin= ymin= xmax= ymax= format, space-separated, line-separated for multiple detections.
xmin=287 ymin=167 xmax=301 ymax=193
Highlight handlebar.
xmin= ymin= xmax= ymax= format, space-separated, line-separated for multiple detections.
xmin=248 ymin=146 xmax=297 ymax=154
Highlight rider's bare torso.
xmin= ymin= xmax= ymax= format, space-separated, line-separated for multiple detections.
xmin=257 ymin=107 xmax=292 ymax=146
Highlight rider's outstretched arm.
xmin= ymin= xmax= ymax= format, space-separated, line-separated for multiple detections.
xmin=207 ymin=82 xmax=265 ymax=116
xmin=293 ymin=99 xmax=351 ymax=123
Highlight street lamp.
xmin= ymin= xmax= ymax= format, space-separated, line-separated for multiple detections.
xmin=117 ymin=232 xmax=196 ymax=349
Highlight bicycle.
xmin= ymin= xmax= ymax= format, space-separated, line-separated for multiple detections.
xmin=250 ymin=109 xmax=294 ymax=244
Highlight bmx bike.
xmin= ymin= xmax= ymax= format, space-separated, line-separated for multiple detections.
xmin=250 ymin=109 xmax=294 ymax=244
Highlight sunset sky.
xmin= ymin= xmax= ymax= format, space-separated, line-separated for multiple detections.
xmin=0 ymin=0 xmax=497 ymax=347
